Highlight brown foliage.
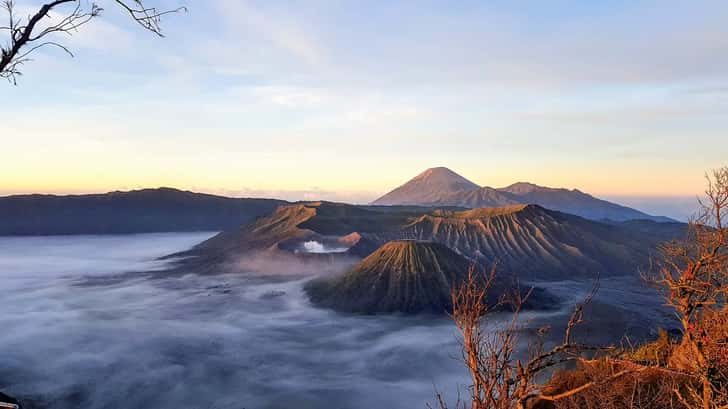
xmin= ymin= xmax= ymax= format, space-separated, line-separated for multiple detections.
xmin=628 ymin=328 xmax=675 ymax=366
xmin=544 ymin=358 xmax=690 ymax=409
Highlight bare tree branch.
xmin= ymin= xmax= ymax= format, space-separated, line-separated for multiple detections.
xmin=114 ymin=0 xmax=186 ymax=36
xmin=443 ymin=264 xmax=612 ymax=409
xmin=647 ymin=166 xmax=728 ymax=409
xmin=1 ymin=0 xmax=185 ymax=84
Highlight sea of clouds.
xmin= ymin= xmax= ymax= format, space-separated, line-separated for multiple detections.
xmin=0 ymin=233 xmax=470 ymax=409
xmin=0 ymin=233 xmax=676 ymax=409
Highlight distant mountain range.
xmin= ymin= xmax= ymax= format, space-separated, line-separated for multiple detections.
xmin=373 ymin=167 xmax=674 ymax=223
xmin=1 ymin=168 xmax=673 ymax=236
xmin=0 ymin=188 xmax=286 ymax=235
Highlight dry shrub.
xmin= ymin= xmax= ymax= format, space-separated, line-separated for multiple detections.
xmin=702 ymin=307 xmax=728 ymax=383
xmin=669 ymin=306 xmax=728 ymax=409
xmin=629 ymin=329 xmax=676 ymax=366
xmin=543 ymin=358 xmax=691 ymax=409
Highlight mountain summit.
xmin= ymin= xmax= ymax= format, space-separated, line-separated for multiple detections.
xmin=372 ymin=167 xmax=673 ymax=222
xmin=305 ymin=240 xmax=474 ymax=314
xmin=372 ymin=167 xmax=479 ymax=205
xmin=499 ymin=182 xmax=545 ymax=194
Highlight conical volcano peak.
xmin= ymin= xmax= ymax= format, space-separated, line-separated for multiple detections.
xmin=372 ymin=167 xmax=479 ymax=206
xmin=412 ymin=167 xmax=475 ymax=183
xmin=304 ymin=240 xmax=472 ymax=314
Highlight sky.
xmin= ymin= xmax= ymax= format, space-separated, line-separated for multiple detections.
xmin=1 ymin=1 xmax=727 ymax=218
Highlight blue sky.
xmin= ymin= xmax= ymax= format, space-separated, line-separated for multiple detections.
xmin=2 ymin=0 xmax=727 ymax=218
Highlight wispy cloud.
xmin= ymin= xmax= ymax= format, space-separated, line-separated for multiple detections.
xmin=3 ymin=1 xmax=728 ymax=197
xmin=214 ymin=0 xmax=325 ymax=68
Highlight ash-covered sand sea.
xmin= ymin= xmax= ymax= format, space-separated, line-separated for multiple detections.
xmin=0 ymin=233 xmax=676 ymax=409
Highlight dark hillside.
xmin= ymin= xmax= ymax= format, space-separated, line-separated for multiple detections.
xmin=0 ymin=188 xmax=287 ymax=235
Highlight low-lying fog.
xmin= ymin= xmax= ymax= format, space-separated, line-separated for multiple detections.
xmin=0 ymin=234 xmax=676 ymax=409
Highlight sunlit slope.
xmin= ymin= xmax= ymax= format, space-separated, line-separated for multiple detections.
xmin=305 ymin=241 xmax=472 ymax=313
xmin=191 ymin=201 xmax=411 ymax=254
xmin=167 ymin=202 xmax=416 ymax=271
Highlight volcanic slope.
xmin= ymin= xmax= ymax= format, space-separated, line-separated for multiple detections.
xmin=167 ymin=202 xmax=418 ymax=273
xmin=375 ymin=204 xmax=672 ymax=279
xmin=305 ymin=241 xmax=473 ymax=314
xmin=306 ymin=240 xmax=557 ymax=314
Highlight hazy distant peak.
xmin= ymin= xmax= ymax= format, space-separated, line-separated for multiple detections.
xmin=411 ymin=167 xmax=479 ymax=187
xmin=500 ymin=182 xmax=590 ymax=195
xmin=372 ymin=167 xmax=479 ymax=205
xmin=414 ymin=166 xmax=459 ymax=177
xmin=500 ymin=182 xmax=574 ymax=193
xmin=499 ymin=182 xmax=544 ymax=194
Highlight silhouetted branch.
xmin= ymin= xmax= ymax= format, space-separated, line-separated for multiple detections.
xmin=1 ymin=0 xmax=184 ymax=84
xmin=442 ymin=264 xmax=612 ymax=409
xmin=114 ymin=0 xmax=186 ymax=36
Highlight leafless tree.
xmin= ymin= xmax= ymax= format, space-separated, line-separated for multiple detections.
xmin=1 ymin=0 xmax=186 ymax=84
xmin=652 ymin=167 xmax=728 ymax=409
xmin=439 ymin=266 xmax=629 ymax=409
